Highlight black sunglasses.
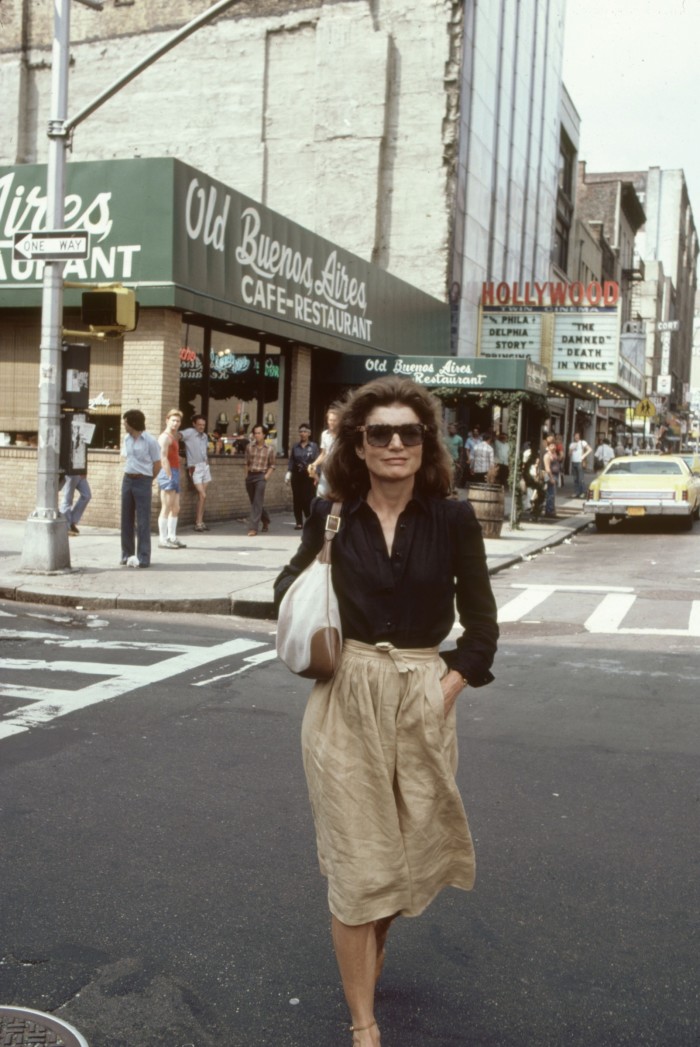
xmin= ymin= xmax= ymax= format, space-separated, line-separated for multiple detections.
xmin=356 ymin=423 xmax=429 ymax=447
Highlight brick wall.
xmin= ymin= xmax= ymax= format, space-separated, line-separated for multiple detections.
xmin=0 ymin=448 xmax=293 ymax=529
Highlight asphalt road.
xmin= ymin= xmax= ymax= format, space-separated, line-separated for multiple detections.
xmin=0 ymin=521 xmax=698 ymax=1047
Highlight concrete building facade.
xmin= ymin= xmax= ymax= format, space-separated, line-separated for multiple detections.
xmin=2 ymin=0 xmax=567 ymax=353
xmin=0 ymin=0 xmax=570 ymax=522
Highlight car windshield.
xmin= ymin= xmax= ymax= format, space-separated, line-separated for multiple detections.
xmin=605 ymin=460 xmax=684 ymax=476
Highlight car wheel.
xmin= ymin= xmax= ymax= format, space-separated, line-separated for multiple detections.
xmin=594 ymin=514 xmax=610 ymax=532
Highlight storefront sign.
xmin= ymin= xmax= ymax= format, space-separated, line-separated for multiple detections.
xmin=0 ymin=159 xmax=448 ymax=358
xmin=320 ymin=354 xmax=548 ymax=392
xmin=480 ymin=309 xmax=543 ymax=362
xmin=179 ymin=348 xmax=280 ymax=381
xmin=482 ymin=280 xmax=619 ymax=307
xmin=551 ymin=312 xmax=619 ymax=378
xmin=478 ymin=282 xmax=642 ymax=398
xmin=551 ymin=310 xmax=643 ymax=396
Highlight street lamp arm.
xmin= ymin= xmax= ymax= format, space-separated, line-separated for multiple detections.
xmin=64 ymin=0 xmax=242 ymax=134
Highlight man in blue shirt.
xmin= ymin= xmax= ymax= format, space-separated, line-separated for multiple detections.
xmin=120 ymin=409 xmax=161 ymax=567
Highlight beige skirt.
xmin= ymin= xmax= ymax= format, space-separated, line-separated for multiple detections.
xmin=301 ymin=639 xmax=476 ymax=926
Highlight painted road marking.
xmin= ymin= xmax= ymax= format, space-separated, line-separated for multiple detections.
xmin=498 ymin=585 xmax=700 ymax=637
xmin=497 ymin=584 xmax=633 ymax=624
xmin=584 ymin=593 xmax=638 ymax=633
xmin=193 ymin=648 xmax=278 ymax=686
xmin=0 ymin=636 xmax=270 ymax=741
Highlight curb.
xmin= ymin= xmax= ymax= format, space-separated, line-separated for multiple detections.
xmin=0 ymin=516 xmax=592 ymax=619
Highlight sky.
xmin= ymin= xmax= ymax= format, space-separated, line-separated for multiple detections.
xmin=562 ymin=0 xmax=700 ymax=219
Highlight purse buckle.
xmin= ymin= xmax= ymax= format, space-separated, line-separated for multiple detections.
xmin=325 ymin=513 xmax=341 ymax=534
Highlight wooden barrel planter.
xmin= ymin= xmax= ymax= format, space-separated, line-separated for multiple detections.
xmin=467 ymin=482 xmax=505 ymax=538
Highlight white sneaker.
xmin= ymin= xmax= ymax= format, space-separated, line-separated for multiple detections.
xmin=158 ymin=539 xmax=171 ymax=548
xmin=166 ymin=537 xmax=186 ymax=548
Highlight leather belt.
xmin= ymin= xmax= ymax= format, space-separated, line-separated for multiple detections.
xmin=125 ymin=472 xmax=149 ymax=478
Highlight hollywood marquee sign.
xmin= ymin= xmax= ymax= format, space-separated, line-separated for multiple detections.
xmin=479 ymin=281 xmax=643 ymax=398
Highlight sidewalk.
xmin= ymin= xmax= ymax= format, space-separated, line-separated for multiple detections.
xmin=0 ymin=495 xmax=591 ymax=618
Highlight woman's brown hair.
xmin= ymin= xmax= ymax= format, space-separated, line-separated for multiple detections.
xmin=324 ymin=376 xmax=452 ymax=500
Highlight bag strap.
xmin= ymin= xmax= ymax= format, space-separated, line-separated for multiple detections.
xmin=318 ymin=501 xmax=342 ymax=565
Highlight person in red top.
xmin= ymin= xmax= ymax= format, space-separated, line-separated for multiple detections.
xmin=157 ymin=409 xmax=187 ymax=549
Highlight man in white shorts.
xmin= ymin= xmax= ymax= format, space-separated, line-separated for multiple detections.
xmin=180 ymin=413 xmax=212 ymax=531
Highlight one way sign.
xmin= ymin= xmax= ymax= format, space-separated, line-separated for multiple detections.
xmin=13 ymin=229 xmax=90 ymax=261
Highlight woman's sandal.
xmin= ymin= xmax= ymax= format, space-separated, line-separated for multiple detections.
xmin=350 ymin=1019 xmax=377 ymax=1044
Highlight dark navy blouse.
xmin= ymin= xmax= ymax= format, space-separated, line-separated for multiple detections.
xmin=274 ymin=493 xmax=498 ymax=687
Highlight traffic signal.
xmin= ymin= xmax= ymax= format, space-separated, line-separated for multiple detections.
xmin=81 ymin=287 xmax=138 ymax=333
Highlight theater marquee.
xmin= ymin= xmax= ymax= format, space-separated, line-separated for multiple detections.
xmin=478 ymin=281 xmax=643 ymax=398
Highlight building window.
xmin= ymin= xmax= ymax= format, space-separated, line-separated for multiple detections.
xmin=553 ymin=129 xmax=576 ymax=273
xmin=179 ymin=321 xmax=282 ymax=452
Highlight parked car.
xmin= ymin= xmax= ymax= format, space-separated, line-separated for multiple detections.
xmin=583 ymin=454 xmax=700 ymax=532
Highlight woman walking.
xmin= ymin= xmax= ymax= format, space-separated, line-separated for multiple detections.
xmin=274 ymin=377 xmax=499 ymax=1046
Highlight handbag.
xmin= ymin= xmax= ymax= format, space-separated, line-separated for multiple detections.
xmin=276 ymin=502 xmax=343 ymax=680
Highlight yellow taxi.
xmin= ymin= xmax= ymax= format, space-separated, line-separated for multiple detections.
xmin=583 ymin=454 xmax=700 ymax=532
xmin=679 ymin=452 xmax=700 ymax=475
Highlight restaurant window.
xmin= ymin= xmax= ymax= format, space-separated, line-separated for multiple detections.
xmin=179 ymin=321 xmax=284 ymax=453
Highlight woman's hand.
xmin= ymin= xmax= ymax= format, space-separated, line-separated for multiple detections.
xmin=441 ymin=669 xmax=467 ymax=717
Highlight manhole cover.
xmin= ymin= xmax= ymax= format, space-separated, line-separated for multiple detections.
xmin=0 ymin=1007 xmax=89 ymax=1047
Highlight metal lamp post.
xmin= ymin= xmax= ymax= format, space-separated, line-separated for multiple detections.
xmin=19 ymin=0 xmax=84 ymax=571
xmin=19 ymin=0 xmax=240 ymax=572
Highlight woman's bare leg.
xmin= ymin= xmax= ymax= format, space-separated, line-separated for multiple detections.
xmin=373 ymin=913 xmax=399 ymax=984
xmin=331 ymin=915 xmax=381 ymax=1045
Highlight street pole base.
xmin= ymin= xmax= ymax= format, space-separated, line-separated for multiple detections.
xmin=20 ymin=511 xmax=72 ymax=572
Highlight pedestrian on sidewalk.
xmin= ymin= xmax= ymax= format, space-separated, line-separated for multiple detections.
xmin=245 ymin=423 xmax=276 ymax=535
xmin=309 ymin=404 xmax=340 ymax=498
xmin=465 ymin=425 xmax=482 ymax=481
xmin=180 ymin=413 xmax=213 ymax=531
xmin=594 ymin=437 xmax=615 ymax=471
xmin=469 ymin=430 xmax=495 ymax=484
xmin=157 ymin=409 xmax=186 ymax=550
xmin=120 ymin=409 xmax=161 ymax=568
xmin=494 ymin=431 xmax=510 ymax=488
xmin=521 ymin=443 xmax=545 ymax=519
xmin=274 ymin=376 xmax=498 ymax=1047
xmin=285 ymin=423 xmax=319 ymax=528
xmin=60 ymin=470 xmax=91 ymax=536
xmin=445 ymin=422 xmax=465 ymax=491
xmin=543 ymin=436 xmax=560 ymax=517
xmin=569 ymin=431 xmax=592 ymax=497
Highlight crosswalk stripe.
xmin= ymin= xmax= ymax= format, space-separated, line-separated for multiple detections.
xmin=498 ymin=587 xmax=555 ymax=623
xmin=0 ymin=636 xmax=268 ymax=741
xmin=584 ymin=593 xmax=637 ymax=633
